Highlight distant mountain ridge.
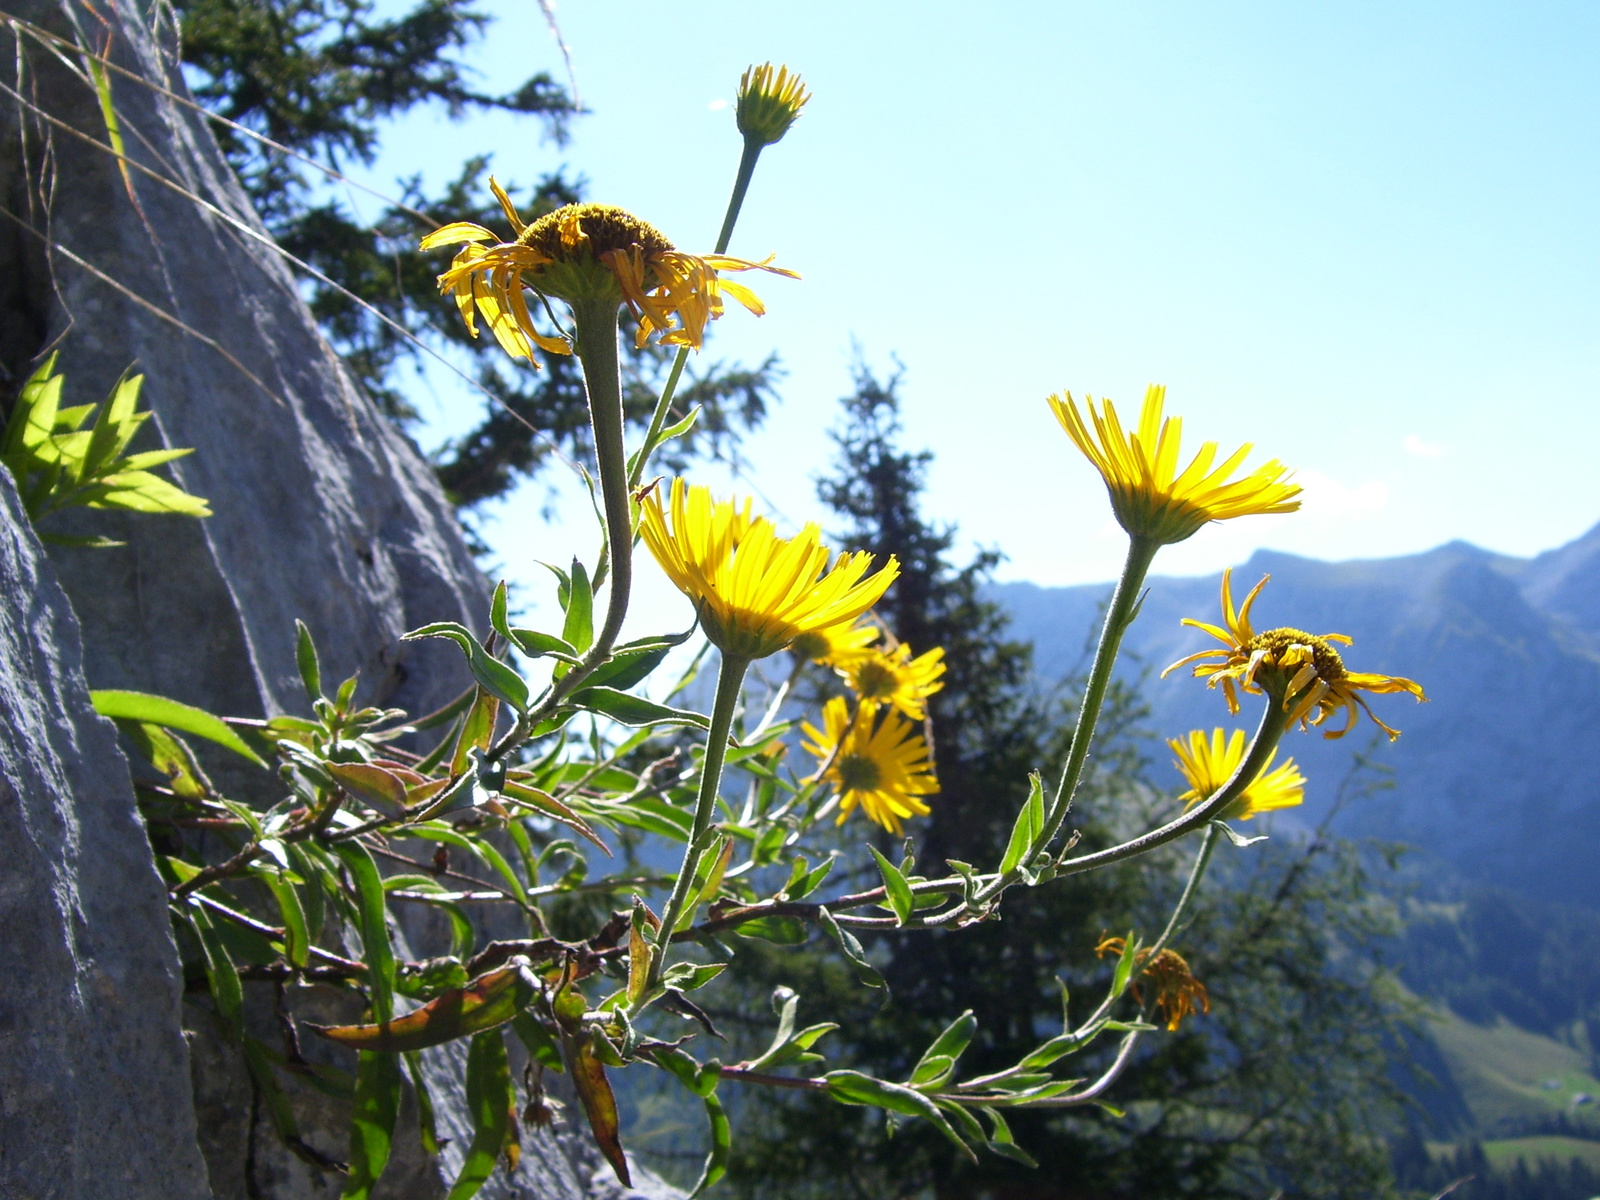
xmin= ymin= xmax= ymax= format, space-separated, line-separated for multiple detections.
xmin=990 ymin=520 xmax=1600 ymax=907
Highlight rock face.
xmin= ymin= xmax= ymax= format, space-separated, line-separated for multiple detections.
xmin=992 ymin=522 xmax=1600 ymax=906
xmin=0 ymin=2 xmax=675 ymax=1196
xmin=0 ymin=468 xmax=212 ymax=1200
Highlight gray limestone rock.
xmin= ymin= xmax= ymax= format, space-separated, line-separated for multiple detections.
xmin=0 ymin=467 xmax=212 ymax=1200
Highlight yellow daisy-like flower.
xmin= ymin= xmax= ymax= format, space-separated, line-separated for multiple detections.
xmin=419 ymin=184 xmax=797 ymax=364
xmin=1096 ymin=936 xmax=1210 ymax=1032
xmin=1169 ymin=727 xmax=1305 ymax=821
xmin=845 ymin=642 xmax=946 ymax=722
xmin=638 ymin=479 xmax=899 ymax=661
xmin=801 ymin=697 xmax=939 ymax=836
xmin=1048 ymin=384 xmax=1302 ymax=545
xmin=788 ymin=618 xmax=882 ymax=669
xmin=1162 ymin=569 xmax=1427 ymax=740
xmin=737 ymin=63 xmax=811 ymax=146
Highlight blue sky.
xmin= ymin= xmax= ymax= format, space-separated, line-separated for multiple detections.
xmin=352 ymin=0 xmax=1599 ymax=628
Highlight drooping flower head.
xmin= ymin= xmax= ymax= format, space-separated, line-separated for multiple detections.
xmin=1096 ymin=936 xmax=1210 ymax=1032
xmin=1049 ymin=384 xmax=1302 ymax=545
xmin=1169 ymin=727 xmax=1305 ymax=821
xmin=802 ymin=696 xmax=938 ymax=836
xmin=845 ymin=642 xmax=946 ymax=722
xmin=788 ymin=618 xmax=882 ymax=670
xmin=1163 ymin=570 xmax=1427 ymax=740
xmin=736 ymin=63 xmax=811 ymax=146
xmin=639 ymin=479 xmax=898 ymax=660
xmin=419 ymin=182 xmax=797 ymax=364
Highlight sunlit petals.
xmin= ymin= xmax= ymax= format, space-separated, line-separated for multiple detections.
xmin=639 ymin=479 xmax=898 ymax=660
xmin=845 ymin=643 xmax=946 ymax=722
xmin=801 ymin=697 xmax=938 ymax=836
xmin=736 ymin=63 xmax=811 ymax=146
xmin=788 ymin=619 xmax=882 ymax=669
xmin=1169 ymin=727 xmax=1305 ymax=821
xmin=1048 ymin=384 xmax=1301 ymax=545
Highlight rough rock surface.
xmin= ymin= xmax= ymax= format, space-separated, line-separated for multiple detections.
xmin=0 ymin=467 xmax=212 ymax=1200
xmin=1 ymin=2 xmax=678 ymax=1196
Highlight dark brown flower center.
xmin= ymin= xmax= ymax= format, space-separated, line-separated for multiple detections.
xmin=853 ymin=659 xmax=897 ymax=700
xmin=519 ymin=203 xmax=674 ymax=261
xmin=1249 ymin=627 xmax=1347 ymax=684
xmin=837 ymin=753 xmax=882 ymax=793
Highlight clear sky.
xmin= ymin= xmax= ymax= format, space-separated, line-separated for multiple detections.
xmin=355 ymin=0 xmax=1599 ymax=622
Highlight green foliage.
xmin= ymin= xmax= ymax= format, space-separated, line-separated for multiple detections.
xmin=1 ymin=355 xmax=209 ymax=542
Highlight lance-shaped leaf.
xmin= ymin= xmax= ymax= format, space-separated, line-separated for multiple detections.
xmin=819 ymin=906 xmax=886 ymax=993
xmin=868 ymin=845 xmax=914 ymax=925
xmin=295 ymin=619 xmax=323 ymax=702
xmin=500 ymin=780 xmax=609 ymax=854
xmin=326 ymin=762 xmax=411 ymax=818
xmin=91 ymin=689 xmax=265 ymax=766
xmin=332 ymin=841 xmax=396 ymax=1023
xmin=999 ymin=771 xmax=1045 ymax=877
xmin=822 ymin=1071 xmax=977 ymax=1162
xmin=312 ymin=962 xmax=537 ymax=1053
xmin=403 ymin=623 xmax=528 ymax=711
xmin=688 ymin=1092 xmax=730 ymax=1198
xmin=910 ymin=1010 xmax=976 ymax=1089
xmin=568 ymin=686 xmax=710 ymax=730
xmin=444 ymin=1030 xmax=513 ymax=1200
xmin=563 ymin=1029 xmax=630 ymax=1186
xmin=345 ymin=1050 xmax=402 ymax=1200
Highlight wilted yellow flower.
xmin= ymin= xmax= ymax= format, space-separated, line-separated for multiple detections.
xmin=788 ymin=618 xmax=882 ymax=669
xmin=845 ymin=642 xmax=946 ymax=722
xmin=1163 ymin=570 xmax=1427 ymax=740
xmin=638 ymin=479 xmax=898 ymax=661
xmin=420 ymin=185 xmax=797 ymax=363
xmin=1169 ymin=727 xmax=1305 ymax=821
xmin=1048 ymin=384 xmax=1301 ymax=545
xmin=802 ymin=697 xmax=938 ymax=836
xmin=736 ymin=63 xmax=810 ymax=146
xmin=1097 ymin=936 xmax=1210 ymax=1032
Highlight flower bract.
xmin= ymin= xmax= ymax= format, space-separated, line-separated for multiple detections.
xmin=844 ymin=642 xmax=946 ymax=722
xmin=1169 ymin=727 xmax=1305 ymax=821
xmin=802 ymin=697 xmax=938 ymax=836
xmin=639 ymin=479 xmax=898 ymax=660
xmin=1049 ymin=384 xmax=1301 ymax=545
xmin=1163 ymin=569 xmax=1427 ymax=740
xmin=736 ymin=63 xmax=810 ymax=146
xmin=420 ymin=185 xmax=797 ymax=364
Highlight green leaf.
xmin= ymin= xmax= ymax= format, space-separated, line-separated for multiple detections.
xmin=819 ymin=907 xmax=886 ymax=992
xmin=2 ymin=353 xmax=58 ymax=458
xmin=507 ymin=627 xmax=580 ymax=661
xmin=242 ymin=1038 xmax=303 ymax=1150
xmin=188 ymin=905 xmax=243 ymax=1040
xmin=568 ymin=686 xmax=709 ymax=729
xmin=688 ymin=1092 xmax=730 ymax=1198
xmin=444 ymin=1030 xmax=513 ymax=1200
xmin=511 ymin=1013 xmax=563 ymax=1072
xmin=560 ymin=559 xmax=594 ymax=661
xmin=734 ymin=915 xmax=808 ymax=944
xmin=85 ymin=470 xmax=211 ymax=516
xmin=564 ymin=1025 xmax=630 ymax=1186
xmin=911 ymin=1010 xmax=976 ymax=1087
xmin=500 ymin=780 xmax=610 ymax=854
xmin=91 ymin=690 xmax=266 ymax=766
xmin=1111 ymin=931 xmax=1139 ymax=1000
xmin=295 ymin=620 xmax=323 ymax=702
xmin=81 ymin=369 xmax=140 ymax=481
xmin=326 ymin=762 xmax=411 ymax=818
xmin=999 ymin=770 xmax=1045 ymax=876
xmin=344 ymin=1050 xmax=402 ymax=1200
xmin=661 ymin=961 xmax=728 ymax=991
xmin=981 ymin=1106 xmax=1039 ymax=1168
xmin=489 ymin=580 xmax=513 ymax=644
xmin=868 ymin=845 xmax=914 ymax=925
xmin=402 ymin=623 xmax=528 ymax=712
xmin=403 ymin=1052 xmax=442 ymax=1157
xmin=1210 ymin=818 xmax=1269 ymax=848
xmin=822 ymin=1071 xmax=977 ymax=1162
xmin=332 ymin=841 xmax=396 ymax=1023
xmin=259 ymin=870 xmax=310 ymax=969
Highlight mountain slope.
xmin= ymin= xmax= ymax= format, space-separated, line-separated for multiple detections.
xmin=991 ymin=521 xmax=1600 ymax=905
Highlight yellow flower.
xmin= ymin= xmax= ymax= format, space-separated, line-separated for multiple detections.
xmin=845 ymin=642 xmax=946 ymax=722
xmin=1169 ymin=728 xmax=1305 ymax=821
xmin=788 ymin=618 xmax=882 ymax=669
xmin=638 ymin=479 xmax=898 ymax=661
xmin=737 ymin=63 xmax=811 ymax=146
xmin=1096 ymin=936 xmax=1210 ymax=1032
xmin=1163 ymin=569 xmax=1427 ymax=740
xmin=419 ymin=185 xmax=797 ymax=364
xmin=1048 ymin=384 xmax=1302 ymax=545
xmin=802 ymin=697 xmax=938 ymax=836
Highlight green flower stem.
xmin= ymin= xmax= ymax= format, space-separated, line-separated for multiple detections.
xmin=627 ymin=137 xmax=766 ymax=492
xmin=487 ymin=298 xmax=632 ymax=761
xmin=975 ymin=535 xmax=1159 ymax=900
xmin=651 ymin=650 xmax=751 ymax=972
